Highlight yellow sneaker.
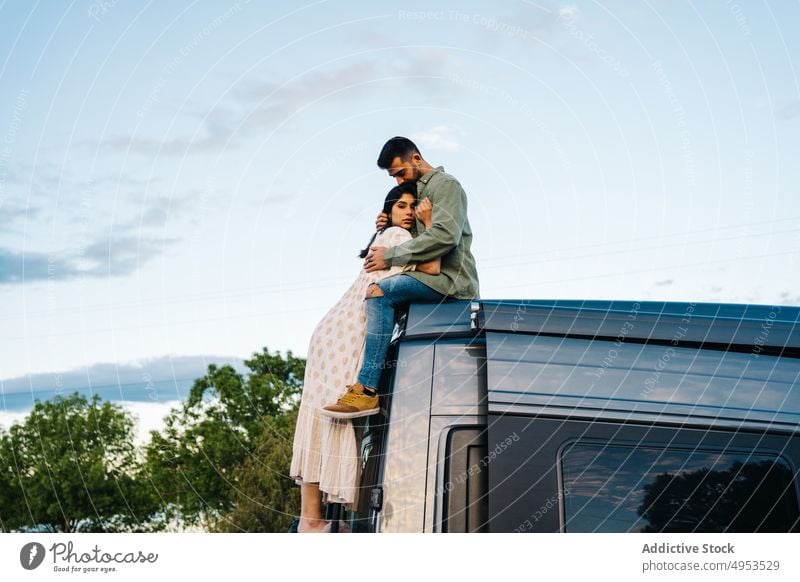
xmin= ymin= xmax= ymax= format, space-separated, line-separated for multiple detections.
xmin=320 ymin=383 xmax=379 ymax=419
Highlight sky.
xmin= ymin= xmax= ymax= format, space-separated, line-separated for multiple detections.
xmin=1 ymin=0 xmax=799 ymax=429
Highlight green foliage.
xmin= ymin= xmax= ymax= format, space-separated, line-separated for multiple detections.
xmin=638 ymin=461 xmax=797 ymax=532
xmin=0 ymin=347 xmax=306 ymax=533
xmin=0 ymin=393 xmax=159 ymax=532
xmin=213 ymin=408 xmax=300 ymax=532
xmin=143 ymin=348 xmax=305 ymax=529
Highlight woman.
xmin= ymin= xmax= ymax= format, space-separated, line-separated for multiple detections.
xmin=289 ymin=181 xmax=439 ymax=532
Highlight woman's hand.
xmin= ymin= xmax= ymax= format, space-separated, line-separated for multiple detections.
xmin=375 ymin=212 xmax=389 ymax=230
xmin=415 ymin=197 xmax=433 ymax=228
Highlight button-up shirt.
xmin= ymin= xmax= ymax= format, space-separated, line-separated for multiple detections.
xmin=383 ymin=166 xmax=479 ymax=300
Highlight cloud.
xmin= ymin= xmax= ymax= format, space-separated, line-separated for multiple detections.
xmin=120 ymin=190 xmax=198 ymax=230
xmin=0 ymin=232 xmax=178 ymax=284
xmin=0 ymin=204 xmax=40 ymax=229
xmin=0 ymin=410 xmax=28 ymax=431
xmin=0 ymin=354 xmax=248 ymax=397
xmin=120 ymin=400 xmax=183 ymax=446
xmin=140 ymin=199 xmax=184 ymax=228
xmin=102 ymin=50 xmax=462 ymax=157
xmin=779 ymin=291 xmax=800 ymax=305
xmin=0 ymin=162 xmax=63 ymax=231
xmin=558 ymin=4 xmax=581 ymax=21
xmin=0 ymin=400 xmax=182 ymax=447
xmin=97 ymin=173 xmax=163 ymax=188
xmin=412 ymin=125 xmax=466 ymax=152
xmin=0 ymin=354 xmax=252 ymax=445
xmin=1 ymin=162 xmax=177 ymax=237
xmin=0 ymin=167 xmax=211 ymax=286
xmin=0 ymin=248 xmax=64 ymax=284
xmin=777 ymin=101 xmax=800 ymax=122
xmin=80 ymin=233 xmax=179 ymax=277
xmin=0 ymin=355 xmax=251 ymax=442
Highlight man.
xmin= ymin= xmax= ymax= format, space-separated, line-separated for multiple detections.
xmin=321 ymin=136 xmax=479 ymax=418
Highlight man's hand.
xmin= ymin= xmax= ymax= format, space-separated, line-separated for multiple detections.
xmin=375 ymin=212 xmax=389 ymax=230
xmin=364 ymin=246 xmax=388 ymax=272
xmin=415 ymin=198 xmax=433 ymax=228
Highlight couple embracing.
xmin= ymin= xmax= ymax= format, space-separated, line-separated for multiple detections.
xmin=289 ymin=136 xmax=479 ymax=532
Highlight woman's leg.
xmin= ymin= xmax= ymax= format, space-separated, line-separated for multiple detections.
xmin=298 ymin=482 xmax=327 ymax=532
xmin=357 ymin=274 xmax=446 ymax=389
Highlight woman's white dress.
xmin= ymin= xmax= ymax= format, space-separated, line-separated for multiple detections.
xmin=289 ymin=227 xmax=415 ymax=506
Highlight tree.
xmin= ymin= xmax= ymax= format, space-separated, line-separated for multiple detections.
xmin=637 ymin=460 xmax=800 ymax=532
xmin=0 ymin=393 xmax=159 ymax=532
xmin=0 ymin=427 xmax=14 ymax=532
xmin=213 ymin=407 xmax=300 ymax=532
xmin=144 ymin=348 xmax=305 ymax=529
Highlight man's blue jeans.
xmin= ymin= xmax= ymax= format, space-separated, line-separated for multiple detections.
xmin=358 ymin=274 xmax=446 ymax=389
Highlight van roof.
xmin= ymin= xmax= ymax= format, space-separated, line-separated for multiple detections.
xmin=403 ymin=300 xmax=800 ymax=353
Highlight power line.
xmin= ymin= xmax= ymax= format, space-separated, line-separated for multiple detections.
xmin=2 ymin=216 xmax=798 ymax=322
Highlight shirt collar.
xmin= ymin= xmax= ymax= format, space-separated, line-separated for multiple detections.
xmin=418 ymin=166 xmax=443 ymax=185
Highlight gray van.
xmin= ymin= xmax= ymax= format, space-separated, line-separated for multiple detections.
xmin=345 ymin=300 xmax=800 ymax=533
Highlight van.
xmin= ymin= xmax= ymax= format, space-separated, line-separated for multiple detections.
xmin=344 ymin=300 xmax=800 ymax=533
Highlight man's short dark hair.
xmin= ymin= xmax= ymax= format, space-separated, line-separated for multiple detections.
xmin=377 ymin=136 xmax=421 ymax=169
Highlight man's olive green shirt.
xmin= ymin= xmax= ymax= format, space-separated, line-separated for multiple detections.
xmin=383 ymin=167 xmax=479 ymax=300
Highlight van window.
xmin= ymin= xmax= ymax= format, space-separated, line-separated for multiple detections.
xmin=561 ymin=442 xmax=800 ymax=532
xmin=441 ymin=428 xmax=489 ymax=532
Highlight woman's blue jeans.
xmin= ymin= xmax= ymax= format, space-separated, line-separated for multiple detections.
xmin=358 ymin=274 xmax=446 ymax=389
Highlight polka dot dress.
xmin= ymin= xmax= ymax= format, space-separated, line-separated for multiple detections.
xmin=290 ymin=227 xmax=414 ymax=506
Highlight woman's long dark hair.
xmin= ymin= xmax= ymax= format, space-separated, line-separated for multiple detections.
xmin=358 ymin=181 xmax=417 ymax=258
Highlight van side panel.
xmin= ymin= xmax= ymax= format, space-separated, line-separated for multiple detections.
xmin=428 ymin=340 xmax=489 ymax=532
xmin=484 ymin=331 xmax=800 ymax=532
xmin=379 ymin=341 xmax=435 ymax=533
xmin=485 ymin=332 xmax=800 ymax=430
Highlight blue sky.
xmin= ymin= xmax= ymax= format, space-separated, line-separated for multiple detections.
xmin=1 ymin=0 xmax=799 ymax=397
